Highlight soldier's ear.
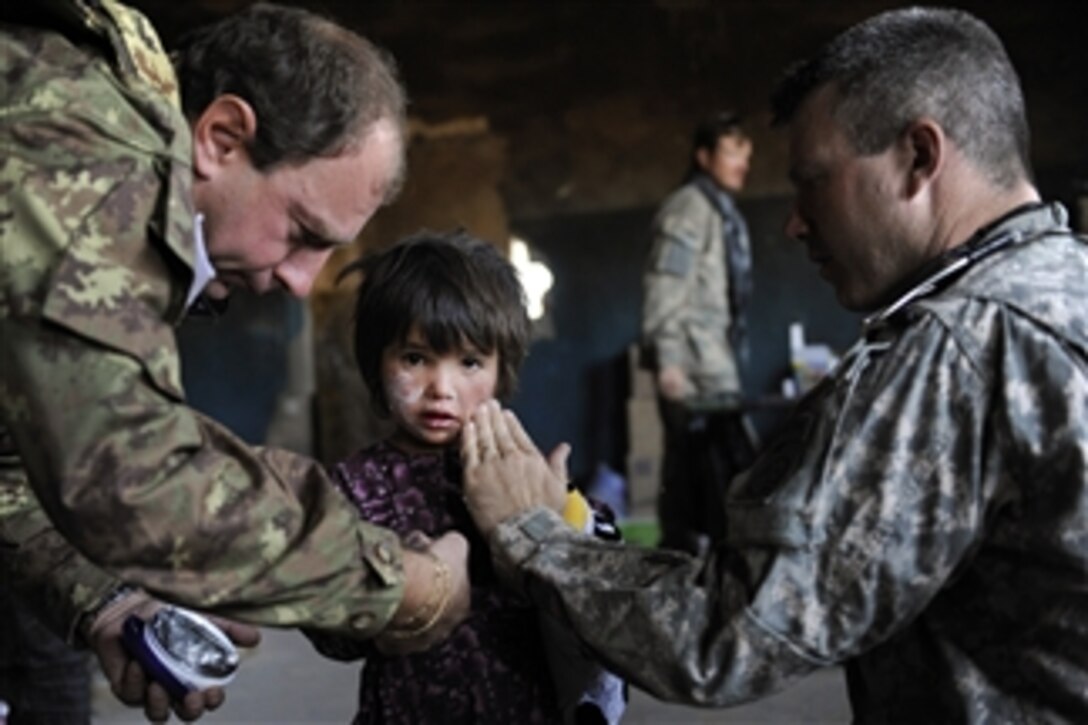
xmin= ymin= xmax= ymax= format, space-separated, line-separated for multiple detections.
xmin=902 ymin=117 xmax=944 ymax=199
xmin=191 ymin=95 xmax=258 ymax=179
xmin=694 ymin=146 xmax=713 ymax=174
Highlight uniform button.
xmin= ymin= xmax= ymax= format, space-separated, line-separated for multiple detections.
xmin=374 ymin=543 xmax=393 ymax=564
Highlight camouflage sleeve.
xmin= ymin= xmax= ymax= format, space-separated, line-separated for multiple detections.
xmin=490 ymin=312 xmax=991 ymax=705
xmin=491 ymin=509 xmax=820 ymax=705
xmin=298 ymin=464 xmax=379 ymax=661
xmin=0 ymin=446 xmax=119 ymax=642
xmin=2 ymin=306 xmax=404 ymax=635
xmin=641 ymin=193 xmax=714 ymax=369
xmin=0 ymin=22 xmax=403 ymax=637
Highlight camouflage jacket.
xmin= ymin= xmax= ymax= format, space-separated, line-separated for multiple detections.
xmin=641 ymin=180 xmax=742 ymax=396
xmin=495 ymin=203 xmax=1088 ymax=722
xmin=0 ymin=0 xmax=403 ymax=640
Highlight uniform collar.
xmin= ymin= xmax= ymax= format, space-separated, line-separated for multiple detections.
xmin=864 ymin=202 xmax=1070 ymax=332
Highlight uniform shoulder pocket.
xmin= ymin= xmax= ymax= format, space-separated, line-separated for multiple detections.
xmin=39 ymin=170 xmax=186 ymax=401
xmin=42 ymin=247 xmax=184 ymax=401
xmin=652 ymin=212 xmax=700 ymax=271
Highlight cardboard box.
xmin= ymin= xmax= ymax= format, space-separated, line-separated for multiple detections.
xmin=625 ymin=451 xmax=662 ymax=512
xmin=627 ymin=344 xmax=656 ymax=399
xmin=626 ymin=398 xmax=664 ymax=456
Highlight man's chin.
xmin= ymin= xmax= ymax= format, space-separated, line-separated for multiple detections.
xmin=203 ymin=279 xmax=233 ymax=300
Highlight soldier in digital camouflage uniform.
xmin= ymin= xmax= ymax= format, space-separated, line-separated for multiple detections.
xmin=463 ymin=7 xmax=1087 ymax=722
xmin=1 ymin=2 xmax=469 ymax=721
xmin=641 ymin=112 xmax=756 ymax=554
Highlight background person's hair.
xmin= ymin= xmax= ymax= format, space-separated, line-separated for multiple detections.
xmin=340 ymin=230 xmax=531 ymax=416
xmin=174 ymin=2 xmax=406 ymax=189
xmin=770 ymin=6 xmax=1031 ymax=189
xmin=685 ymin=111 xmax=746 ymax=181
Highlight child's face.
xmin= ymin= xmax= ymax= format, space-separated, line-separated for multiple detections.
xmin=381 ymin=325 xmax=500 ymax=453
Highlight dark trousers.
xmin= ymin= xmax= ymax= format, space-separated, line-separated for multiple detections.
xmin=0 ymin=590 xmax=91 ymax=725
xmin=655 ymin=397 xmax=757 ymax=554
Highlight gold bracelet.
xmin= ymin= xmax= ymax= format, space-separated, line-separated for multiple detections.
xmin=387 ymin=552 xmax=452 ymax=639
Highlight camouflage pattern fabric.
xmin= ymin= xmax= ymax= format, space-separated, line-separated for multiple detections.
xmin=641 ymin=181 xmax=741 ymax=396
xmin=0 ymin=447 xmax=117 ymax=640
xmin=0 ymin=0 xmax=404 ymax=639
xmin=494 ymin=203 xmax=1088 ymax=721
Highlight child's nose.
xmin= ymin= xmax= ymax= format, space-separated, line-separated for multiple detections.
xmin=426 ymin=367 xmax=455 ymax=398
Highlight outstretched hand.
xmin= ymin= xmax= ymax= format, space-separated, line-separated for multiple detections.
xmin=461 ymin=400 xmax=569 ymax=537
xmin=87 ymin=589 xmax=261 ymax=723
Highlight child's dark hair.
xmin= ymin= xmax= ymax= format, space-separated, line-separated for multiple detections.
xmin=339 ymin=229 xmax=531 ymax=415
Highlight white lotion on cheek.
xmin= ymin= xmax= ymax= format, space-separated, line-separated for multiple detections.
xmin=386 ymin=370 xmax=424 ymax=409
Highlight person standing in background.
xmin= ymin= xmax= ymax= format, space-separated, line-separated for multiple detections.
xmin=640 ymin=112 xmax=757 ymax=554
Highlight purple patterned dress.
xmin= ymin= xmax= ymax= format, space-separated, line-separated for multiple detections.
xmin=304 ymin=441 xmax=563 ymax=725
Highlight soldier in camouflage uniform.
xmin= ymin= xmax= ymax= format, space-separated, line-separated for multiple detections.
xmin=0 ymin=2 xmax=470 ymax=720
xmin=641 ymin=112 xmax=756 ymax=554
xmin=462 ymin=7 xmax=1088 ymax=722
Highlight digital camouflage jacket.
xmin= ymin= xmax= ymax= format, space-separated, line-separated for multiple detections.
xmin=0 ymin=0 xmax=403 ymax=640
xmin=495 ymin=203 xmax=1088 ymax=722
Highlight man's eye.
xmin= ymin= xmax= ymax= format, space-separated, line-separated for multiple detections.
xmin=306 ymin=237 xmax=336 ymax=252
xmin=292 ymin=225 xmax=334 ymax=250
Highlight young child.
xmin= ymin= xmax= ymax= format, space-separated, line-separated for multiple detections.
xmin=305 ymin=230 xmax=624 ymax=724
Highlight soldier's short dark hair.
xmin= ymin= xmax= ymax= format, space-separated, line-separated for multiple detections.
xmin=686 ymin=111 xmax=747 ymax=180
xmin=339 ymin=230 xmax=531 ymax=416
xmin=770 ymin=6 xmax=1031 ymax=189
xmin=691 ymin=111 xmax=746 ymax=155
xmin=174 ymin=2 xmax=406 ymax=188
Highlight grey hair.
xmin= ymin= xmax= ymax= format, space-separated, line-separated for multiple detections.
xmin=771 ymin=6 xmax=1031 ymax=188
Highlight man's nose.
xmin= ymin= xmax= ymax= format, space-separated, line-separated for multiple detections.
xmin=274 ymin=248 xmax=334 ymax=298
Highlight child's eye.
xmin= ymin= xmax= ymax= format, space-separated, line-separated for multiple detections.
xmin=402 ymin=352 xmax=426 ymax=365
xmin=461 ymin=355 xmax=483 ymax=369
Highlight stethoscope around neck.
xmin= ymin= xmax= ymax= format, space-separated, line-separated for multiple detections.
xmin=863 ymin=222 xmax=1069 ymax=334
xmin=832 ymin=220 xmax=1071 ymax=385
